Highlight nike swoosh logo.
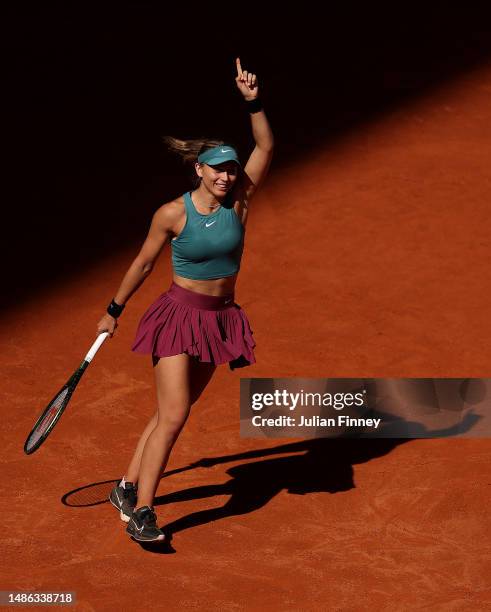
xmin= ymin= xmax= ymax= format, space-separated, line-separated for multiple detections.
xmin=221 ymin=148 xmax=232 ymax=153
xmin=131 ymin=519 xmax=145 ymax=533
xmin=224 ymin=298 xmax=232 ymax=304
xmin=205 ymin=220 xmax=216 ymax=227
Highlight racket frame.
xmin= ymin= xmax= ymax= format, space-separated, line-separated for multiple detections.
xmin=24 ymin=332 xmax=109 ymax=454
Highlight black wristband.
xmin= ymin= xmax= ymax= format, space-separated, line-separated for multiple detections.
xmin=107 ymin=299 xmax=125 ymax=319
xmin=245 ymin=97 xmax=263 ymax=114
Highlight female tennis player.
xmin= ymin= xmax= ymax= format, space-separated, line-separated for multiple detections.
xmin=98 ymin=58 xmax=274 ymax=542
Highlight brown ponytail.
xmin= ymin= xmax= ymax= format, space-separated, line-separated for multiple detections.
xmin=163 ymin=135 xmax=240 ymax=187
xmin=162 ymin=136 xmax=226 ymax=164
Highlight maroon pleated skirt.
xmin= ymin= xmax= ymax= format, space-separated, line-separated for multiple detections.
xmin=131 ymin=282 xmax=256 ymax=370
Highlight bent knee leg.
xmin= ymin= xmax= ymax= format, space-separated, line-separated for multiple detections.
xmin=155 ymin=402 xmax=191 ymax=441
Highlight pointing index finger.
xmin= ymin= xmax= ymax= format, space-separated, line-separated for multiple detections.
xmin=236 ymin=57 xmax=243 ymax=77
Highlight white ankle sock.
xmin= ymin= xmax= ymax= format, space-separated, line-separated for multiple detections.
xmin=119 ymin=476 xmax=126 ymax=488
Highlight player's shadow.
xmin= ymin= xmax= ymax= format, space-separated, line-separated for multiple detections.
xmin=58 ymin=410 xmax=479 ymax=553
xmin=155 ymin=411 xmax=478 ymax=546
xmin=156 ymin=437 xmax=398 ymax=543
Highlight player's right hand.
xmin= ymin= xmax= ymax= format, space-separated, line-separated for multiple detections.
xmin=97 ymin=313 xmax=118 ymax=338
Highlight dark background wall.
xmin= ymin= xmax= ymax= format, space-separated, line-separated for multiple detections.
xmin=3 ymin=2 xmax=491 ymax=311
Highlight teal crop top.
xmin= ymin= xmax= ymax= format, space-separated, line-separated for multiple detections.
xmin=171 ymin=190 xmax=245 ymax=280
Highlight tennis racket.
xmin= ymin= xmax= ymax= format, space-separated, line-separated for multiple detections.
xmin=24 ymin=331 xmax=110 ymax=455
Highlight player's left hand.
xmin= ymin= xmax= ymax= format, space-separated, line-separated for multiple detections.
xmin=235 ymin=57 xmax=259 ymax=101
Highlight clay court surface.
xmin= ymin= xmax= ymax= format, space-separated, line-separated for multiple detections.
xmin=2 ymin=64 xmax=491 ymax=610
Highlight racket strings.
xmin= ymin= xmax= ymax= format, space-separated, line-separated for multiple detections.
xmin=24 ymin=335 xmax=107 ymax=455
xmin=25 ymin=387 xmax=70 ymax=452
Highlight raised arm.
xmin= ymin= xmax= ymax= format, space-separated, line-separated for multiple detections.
xmin=96 ymin=204 xmax=175 ymax=337
xmin=235 ymin=57 xmax=274 ymax=200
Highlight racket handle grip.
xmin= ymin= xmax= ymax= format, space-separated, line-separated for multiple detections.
xmin=85 ymin=331 xmax=110 ymax=363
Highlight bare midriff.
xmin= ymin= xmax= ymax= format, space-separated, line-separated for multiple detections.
xmin=172 ymin=273 xmax=238 ymax=297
